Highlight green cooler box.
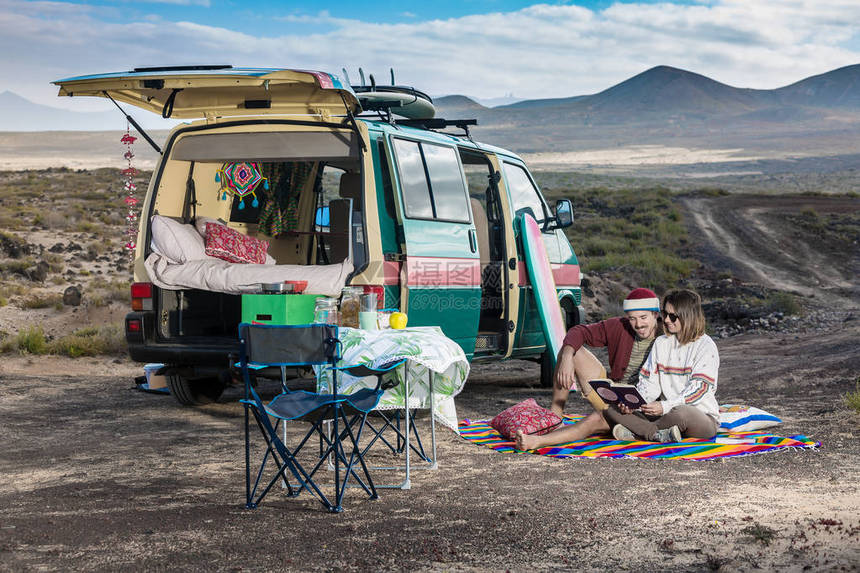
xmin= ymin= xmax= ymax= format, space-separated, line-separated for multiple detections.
xmin=241 ymin=294 xmax=322 ymax=325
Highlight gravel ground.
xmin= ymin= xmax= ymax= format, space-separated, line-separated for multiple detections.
xmin=0 ymin=319 xmax=857 ymax=572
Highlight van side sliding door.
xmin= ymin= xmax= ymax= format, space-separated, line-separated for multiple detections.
xmin=387 ymin=135 xmax=481 ymax=358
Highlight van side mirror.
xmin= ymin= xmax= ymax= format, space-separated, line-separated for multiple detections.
xmin=554 ymin=199 xmax=573 ymax=229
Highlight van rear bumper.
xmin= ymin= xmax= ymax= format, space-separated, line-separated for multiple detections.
xmin=125 ymin=311 xmax=239 ymax=365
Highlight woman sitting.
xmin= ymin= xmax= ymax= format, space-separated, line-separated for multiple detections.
xmin=607 ymin=288 xmax=720 ymax=443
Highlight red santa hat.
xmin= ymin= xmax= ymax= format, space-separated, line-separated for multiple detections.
xmin=623 ymin=288 xmax=660 ymax=312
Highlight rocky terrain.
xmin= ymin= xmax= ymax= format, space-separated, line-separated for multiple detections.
xmin=0 ymin=168 xmax=857 ymax=571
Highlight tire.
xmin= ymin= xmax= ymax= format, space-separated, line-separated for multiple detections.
xmin=166 ymin=373 xmax=227 ymax=406
xmin=540 ymin=350 xmax=554 ymax=388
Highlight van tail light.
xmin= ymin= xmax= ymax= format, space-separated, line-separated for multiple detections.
xmin=361 ymin=285 xmax=385 ymax=309
xmin=130 ymin=282 xmax=154 ymax=311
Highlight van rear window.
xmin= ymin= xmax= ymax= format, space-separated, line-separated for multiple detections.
xmin=392 ymin=138 xmax=470 ymax=223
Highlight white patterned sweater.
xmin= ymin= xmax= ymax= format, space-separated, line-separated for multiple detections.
xmin=636 ymin=333 xmax=720 ymax=422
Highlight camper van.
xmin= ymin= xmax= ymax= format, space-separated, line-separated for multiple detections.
xmin=54 ymin=66 xmax=584 ymax=405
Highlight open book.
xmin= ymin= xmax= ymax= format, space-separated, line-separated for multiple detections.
xmin=588 ymin=379 xmax=647 ymax=410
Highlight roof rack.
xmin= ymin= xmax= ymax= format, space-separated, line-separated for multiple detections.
xmin=131 ymin=65 xmax=233 ymax=73
xmin=395 ymin=118 xmax=478 ymax=137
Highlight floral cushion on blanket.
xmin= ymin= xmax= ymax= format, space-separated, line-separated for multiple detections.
xmin=718 ymin=404 xmax=782 ymax=432
xmin=490 ymin=398 xmax=563 ymax=440
xmin=204 ymin=222 xmax=269 ymax=264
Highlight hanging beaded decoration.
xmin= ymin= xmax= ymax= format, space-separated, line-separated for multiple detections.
xmin=120 ymin=127 xmax=139 ymax=273
xmin=214 ymin=161 xmax=268 ymax=210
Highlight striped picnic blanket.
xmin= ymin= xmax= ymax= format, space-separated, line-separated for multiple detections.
xmin=458 ymin=415 xmax=819 ymax=461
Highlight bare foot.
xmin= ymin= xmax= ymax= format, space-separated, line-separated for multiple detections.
xmin=515 ymin=430 xmax=541 ymax=451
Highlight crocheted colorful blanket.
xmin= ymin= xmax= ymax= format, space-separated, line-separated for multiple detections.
xmin=458 ymin=415 xmax=820 ymax=460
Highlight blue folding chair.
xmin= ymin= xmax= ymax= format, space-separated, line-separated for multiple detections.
xmin=239 ymin=323 xmax=390 ymax=513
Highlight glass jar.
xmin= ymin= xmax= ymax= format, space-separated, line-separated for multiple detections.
xmin=313 ymin=297 xmax=339 ymax=325
xmin=339 ymin=287 xmax=362 ymax=328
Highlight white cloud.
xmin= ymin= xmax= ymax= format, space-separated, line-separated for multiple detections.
xmin=2 ymin=0 xmax=859 ymax=114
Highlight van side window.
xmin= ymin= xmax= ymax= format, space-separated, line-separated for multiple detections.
xmin=392 ymin=138 xmax=470 ymax=223
xmin=422 ymin=144 xmax=469 ymax=222
xmin=503 ymin=162 xmax=546 ymax=223
xmin=392 ymin=139 xmax=433 ymax=219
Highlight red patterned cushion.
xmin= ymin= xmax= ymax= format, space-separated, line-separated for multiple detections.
xmin=489 ymin=398 xmax=563 ymax=440
xmin=204 ymin=222 xmax=269 ymax=264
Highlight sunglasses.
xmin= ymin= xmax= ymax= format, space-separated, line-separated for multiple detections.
xmin=662 ymin=311 xmax=680 ymax=323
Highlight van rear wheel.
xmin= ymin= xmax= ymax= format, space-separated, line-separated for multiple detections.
xmin=166 ymin=373 xmax=227 ymax=406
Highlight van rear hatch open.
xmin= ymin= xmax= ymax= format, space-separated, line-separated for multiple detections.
xmin=53 ymin=66 xmax=361 ymax=119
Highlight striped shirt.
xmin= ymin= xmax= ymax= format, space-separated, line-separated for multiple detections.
xmin=637 ymin=334 xmax=720 ymax=421
xmin=625 ymin=335 xmax=655 ymax=386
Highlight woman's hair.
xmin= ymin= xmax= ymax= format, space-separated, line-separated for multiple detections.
xmin=662 ymin=289 xmax=706 ymax=344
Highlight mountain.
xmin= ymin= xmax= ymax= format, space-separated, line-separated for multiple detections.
xmin=577 ymin=65 xmax=773 ymax=115
xmin=432 ymin=95 xmax=488 ymax=116
xmin=5 ymin=64 xmax=860 ymax=158
xmin=431 ymin=64 xmax=860 ymax=153
xmin=774 ymin=64 xmax=860 ymax=108
xmin=498 ymin=95 xmax=590 ymax=110
xmin=0 ymin=91 xmax=177 ymax=132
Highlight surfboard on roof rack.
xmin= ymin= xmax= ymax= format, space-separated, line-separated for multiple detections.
xmin=345 ymin=67 xmax=436 ymax=120
xmin=353 ymin=85 xmax=436 ymax=120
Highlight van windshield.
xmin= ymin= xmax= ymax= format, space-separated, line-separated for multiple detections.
xmin=503 ymin=162 xmax=547 ymax=224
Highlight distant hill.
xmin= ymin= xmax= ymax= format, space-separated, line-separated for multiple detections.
xmin=434 ymin=63 xmax=860 ymax=154
xmin=576 ymin=65 xmax=772 ymax=115
xmin=432 ymin=95 xmax=487 ymax=115
xmin=774 ymin=64 xmax=860 ymax=108
xmin=0 ymin=91 xmax=178 ymax=132
xmin=5 ymin=63 xmax=860 ymax=159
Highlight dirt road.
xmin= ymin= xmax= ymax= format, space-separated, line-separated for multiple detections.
xmin=682 ymin=194 xmax=859 ymax=307
xmin=1 ymin=320 xmax=858 ymax=572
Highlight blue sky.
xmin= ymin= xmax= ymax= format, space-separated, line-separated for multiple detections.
xmin=2 ymin=0 xmax=859 ymax=115
xmin=54 ymin=0 xmax=705 ymax=31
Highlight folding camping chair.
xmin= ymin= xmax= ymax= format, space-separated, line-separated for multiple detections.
xmin=239 ymin=323 xmax=390 ymax=513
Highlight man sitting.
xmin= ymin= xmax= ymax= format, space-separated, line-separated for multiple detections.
xmin=516 ymin=288 xmax=661 ymax=450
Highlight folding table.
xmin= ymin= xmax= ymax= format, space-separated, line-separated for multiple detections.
xmin=316 ymin=326 xmax=469 ymax=488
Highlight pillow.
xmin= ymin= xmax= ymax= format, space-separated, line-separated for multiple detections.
xmin=151 ymin=215 xmax=207 ymax=263
xmin=718 ymin=404 xmax=782 ymax=432
xmin=194 ymin=216 xmax=225 ymax=238
xmin=196 ymin=217 xmax=276 ymax=265
xmin=490 ymin=398 xmax=563 ymax=440
xmin=204 ymin=222 xmax=269 ymax=264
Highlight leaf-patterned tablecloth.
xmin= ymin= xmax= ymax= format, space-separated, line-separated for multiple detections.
xmin=316 ymin=326 xmax=470 ymax=431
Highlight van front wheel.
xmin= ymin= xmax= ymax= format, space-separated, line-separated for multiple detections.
xmin=166 ymin=373 xmax=227 ymax=406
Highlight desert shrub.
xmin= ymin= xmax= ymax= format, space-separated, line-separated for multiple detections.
xmin=843 ymin=379 xmax=860 ymax=414
xmin=0 ymin=282 xmax=27 ymax=298
xmin=49 ymin=323 xmax=126 ymax=357
xmin=0 ymin=230 xmax=30 ymax=258
xmin=559 ymin=187 xmax=696 ymax=288
xmin=767 ymin=292 xmax=802 ymax=316
xmin=21 ymin=292 xmax=64 ymax=310
xmin=75 ymin=221 xmax=99 ymax=234
xmin=741 ymin=523 xmax=777 ymax=546
xmin=2 ymin=325 xmax=49 ymax=354
xmin=691 ymin=188 xmax=730 ymax=197
xmin=88 ymin=278 xmax=130 ymax=304
xmin=0 ymin=258 xmax=35 ymax=279
xmin=36 ymin=211 xmax=70 ymax=230
xmin=43 ymin=252 xmax=65 ymax=273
